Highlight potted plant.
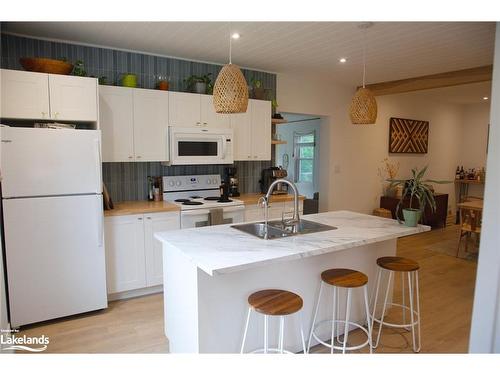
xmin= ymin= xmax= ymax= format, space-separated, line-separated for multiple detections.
xmin=185 ymin=73 xmax=212 ymax=94
xmin=387 ymin=166 xmax=450 ymax=227
xmin=250 ymin=77 xmax=265 ymax=99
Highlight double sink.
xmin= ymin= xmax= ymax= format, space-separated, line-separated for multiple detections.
xmin=232 ymin=219 xmax=337 ymax=240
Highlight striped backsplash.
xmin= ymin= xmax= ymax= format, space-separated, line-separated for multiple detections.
xmin=0 ymin=33 xmax=276 ymax=96
xmin=102 ymin=161 xmax=271 ymax=202
xmin=1 ymin=32 xmax=276 ymax=202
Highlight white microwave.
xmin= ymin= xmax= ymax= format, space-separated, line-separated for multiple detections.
xmin=169 ymin=127 xmax=234 ymax=165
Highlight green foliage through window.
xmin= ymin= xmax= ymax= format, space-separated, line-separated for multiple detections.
xmin=294 ymin=131 xmax=315 ymax=183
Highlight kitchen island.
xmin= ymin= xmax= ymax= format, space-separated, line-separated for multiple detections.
xmin=155 ymin=210 xmax=429 ymax=353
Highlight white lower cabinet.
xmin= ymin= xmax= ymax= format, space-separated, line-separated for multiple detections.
xmin=104 ymin=211 xmax=180 ymax=296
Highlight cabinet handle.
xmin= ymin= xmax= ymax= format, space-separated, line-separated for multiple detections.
xmin=136 ymin=155 xmax=141 ymax=159
xmin=138 ymin=217 xmax=143 ymax=221
xmin=196 ymin=122 xmax=201 ymax=126
xmin=247 ymin=155 xmax=251 ymax=159
xmin=203 ymin=122 xmax=207 ymax=126
xmin=128 ymin=156 xmax=133 ymax=159
xmin=254 ymin=156 xmax=258 ymax=158
xmin=146 ymin=217 xmax=152 ymax=220
xmin=54 ymin=111 xmax=59 ymax=118
xmin=41 ymin=111 xmax=46 ymax=118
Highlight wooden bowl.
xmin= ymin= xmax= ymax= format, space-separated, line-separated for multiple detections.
xmin=20 ymin=57 xmax=74 ymax=75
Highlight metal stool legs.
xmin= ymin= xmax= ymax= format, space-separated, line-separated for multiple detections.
xmin=370 ymin=267 xmax=421 ymax=352
xmin=307 ymin=281 xmax=373 ymax=353
xmin=240 ymin=307 xmax=307 ymax=354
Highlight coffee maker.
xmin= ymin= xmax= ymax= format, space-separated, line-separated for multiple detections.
xmin=260 ymin=166 xmax=288 ymax=194
xmin=224 ymin=166 xmax=240 ymax=197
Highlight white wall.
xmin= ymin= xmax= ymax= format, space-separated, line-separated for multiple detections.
xmin=469 ymin=23 xmax=500 ymax=353
xmin=278 ymin=72 xmax=470 ymax=215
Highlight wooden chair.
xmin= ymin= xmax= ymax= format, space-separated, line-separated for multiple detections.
xmin=456 ymin=207 xmax=482 ymax=257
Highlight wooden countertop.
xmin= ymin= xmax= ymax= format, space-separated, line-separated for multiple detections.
xmin=104 ymin=194 xmax=304 ymax=217
xmin=237 ymin=193 xmax=305 ymax=206
xmin=104 ymin=201 xmax=180 ymax=217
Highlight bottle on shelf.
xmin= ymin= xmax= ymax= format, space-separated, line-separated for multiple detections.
xmin=455 ymin=166 xmax=461 ymax=180
xmin=459 ymin=166 xmax=465 ymax=180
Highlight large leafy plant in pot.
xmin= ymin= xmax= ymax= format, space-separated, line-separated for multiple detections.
xmin=388 ymin=166 xmax=450 ymax=227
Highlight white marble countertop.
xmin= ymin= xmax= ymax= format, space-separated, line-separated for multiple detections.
xmin=155 ymin=210 xmax=430 ymax=276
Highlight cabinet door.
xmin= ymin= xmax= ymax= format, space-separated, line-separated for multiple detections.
xmin=133 ymin=89 xmax=169 ymax=162
xmin=200 ymin=94 xmax=231 ymax=128
xmin=48 ymin=74 xmax=98 ymax=121
xmin=99 ymin=86 xmax=135 ymax=162
xmin=230 ymin=109 xmax=252 ymax=161
xmin=168 ymin=91 xmax=201 ymax=127
xmin=104 ymin=215 xmax=147 ymax=294
xmin=144 ymin=212 xmax=180 ymax=287
xmin=0 ymin=69 xmax=50 ymax=119
xmin=250 ymin=99 xmax=272 ymax=160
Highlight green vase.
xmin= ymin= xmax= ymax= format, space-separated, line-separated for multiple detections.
xmin=121 ymin=74 xmax=137 ymax=88
xmin=402 ymin=209 xmax=422 ymax=227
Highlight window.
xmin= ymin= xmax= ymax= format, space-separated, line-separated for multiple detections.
xmin=293 ymin=131 xmax=315 ymax=183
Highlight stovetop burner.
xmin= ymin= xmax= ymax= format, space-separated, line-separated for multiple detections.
xmin=204 ymin=196 xmax=221 ymax=201
xmin=204 ymin=196 xmax=233 ymax=203
xmin=182 ymin=201 xmax=204 ymax=206
xmin=175 ymin=199 xmax=191 ymax=203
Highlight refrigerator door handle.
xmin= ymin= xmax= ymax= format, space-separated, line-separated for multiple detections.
xmin=97 ymin=196 xmax=104 ymax=247
xmin=95 ymin=138 xmax=102 ymax=191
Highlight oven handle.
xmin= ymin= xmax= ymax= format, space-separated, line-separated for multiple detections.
xmin=221 ymin=205 xmax=246 ymax=213
xmin=181 ymin=209 xmax=210 ymax=216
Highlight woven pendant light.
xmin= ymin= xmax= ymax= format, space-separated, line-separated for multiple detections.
xmin=213 ymin=33 xmax=249 ymax=113
xmin=350 ymin=23 xmax=377 ymax=125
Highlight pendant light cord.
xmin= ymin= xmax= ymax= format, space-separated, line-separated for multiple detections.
xmin=362 ymin=26 xmax=367 ymax=88
xmin=229 ymin=33 xmax=232 ymax=64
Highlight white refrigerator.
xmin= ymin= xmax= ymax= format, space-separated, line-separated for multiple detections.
xmin=0 ymin=127 xmax=107 ymax=327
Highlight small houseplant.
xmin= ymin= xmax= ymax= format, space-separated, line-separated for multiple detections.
xmin=185 ymin=73 xmax=212 ymax=94
xmin=250 ymin=77 xmax=265 ymax=99
xmin=387 ymin=166 xmax=450 ymax=227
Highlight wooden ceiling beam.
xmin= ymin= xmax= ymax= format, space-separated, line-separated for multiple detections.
xmin=362 ymin=65 xmax=493 ymax=96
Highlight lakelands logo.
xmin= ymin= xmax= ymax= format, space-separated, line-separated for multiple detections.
xmin=1 ymin=331 xmax=49 ymax=352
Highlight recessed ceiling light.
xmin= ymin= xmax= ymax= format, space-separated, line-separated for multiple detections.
xmin=339 ymin=58 xmax=347 ymax=63
xmin=483 ymin=96 xmax=489 ymax=100
xmin=231 ymin=33 xmax=240 ymax=40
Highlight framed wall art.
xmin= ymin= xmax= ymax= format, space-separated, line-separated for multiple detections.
xmin=389 ymin=117 xmax=429 ymax=154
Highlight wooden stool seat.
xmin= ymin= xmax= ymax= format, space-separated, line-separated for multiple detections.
xmin=248 ymin=289 xmax=303 ymax=316
xmin=321 ymin=268 xmax=368 ymax=288
xmin=376 ymin=256 xmax=419 ymax=272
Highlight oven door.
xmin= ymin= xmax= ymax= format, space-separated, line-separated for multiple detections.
xmin=180 ymin=206 xmax=245 ymax=229
xmin=169 ymin=127 xmax=233 ymax=165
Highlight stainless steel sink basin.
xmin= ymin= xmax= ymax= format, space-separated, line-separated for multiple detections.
xmin=231 ymin=219 xmax=337 ymax=240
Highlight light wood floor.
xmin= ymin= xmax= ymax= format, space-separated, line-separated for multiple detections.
xmin=17 ymin=225 xmax=476 ymax=354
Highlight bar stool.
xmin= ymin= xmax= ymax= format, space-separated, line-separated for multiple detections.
xmin=371 ymin=256 xmax=421 ymax=352
xmin=308 ymin=269 xmax=373 ymax=354
xmin=240 ymin=289 xmax=306 ymax=354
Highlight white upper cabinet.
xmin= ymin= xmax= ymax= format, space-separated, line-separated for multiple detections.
xmin=200 ymin=94 xmax=231 ymax=128
xmin=133 ymin=89 xmax=169 ymax=162
xmin=169 ymin=91 xmax=202 ymax=127
xmin=250 ymin=99 xmax=272 ymax=160
xmin=230 ymin=110 xmax=252 ymax=160
xmin=48 ymin=74 xmax=98 ymax=122
xmin=99 ymin=86 xmax=135 ymax=162
xmin=1 ymin=69 xmax=50 ymax=120
xmin=0 ymin=69 xmax=97 ymax=122
xmin=231 ymin=99 xmax=271 ymax=161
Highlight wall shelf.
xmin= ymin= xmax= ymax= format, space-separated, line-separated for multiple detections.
xmin=271 ymin=139 xmax=287 ymax=145
xmin=271 ymin=118 xmax=287 ymax=125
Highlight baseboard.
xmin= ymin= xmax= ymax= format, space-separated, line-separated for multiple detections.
xmin=107 ymin=285 xmax=163 ymax=302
